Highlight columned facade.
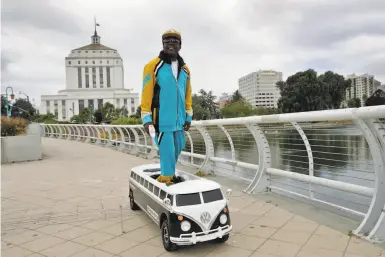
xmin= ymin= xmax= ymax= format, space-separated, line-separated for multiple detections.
xmin=40 ymin=28 xmax=139 ymax=122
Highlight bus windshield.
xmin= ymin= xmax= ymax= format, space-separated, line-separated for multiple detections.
xmin=176 ymin=193 xmax=201 ymax=206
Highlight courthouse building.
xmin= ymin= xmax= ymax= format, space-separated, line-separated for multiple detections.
xmin=40 ymin=28 xmax=139 ymax=121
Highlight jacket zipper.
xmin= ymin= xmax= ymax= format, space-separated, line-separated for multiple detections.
xmin=170 ymin=63 xmax=179 ymax=129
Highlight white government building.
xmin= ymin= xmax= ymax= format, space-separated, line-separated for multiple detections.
xmin=40 ymin=29 xmax=139 ymax=121
xmin=238 ymin=70 xmax=283 ymax=108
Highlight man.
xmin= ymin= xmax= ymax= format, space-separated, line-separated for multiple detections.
xmin=141 ymin=29 xmax=193 ymax=185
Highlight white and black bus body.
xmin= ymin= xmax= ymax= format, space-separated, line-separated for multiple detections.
xmin=128 ymin=164 xmax=232 ymax=251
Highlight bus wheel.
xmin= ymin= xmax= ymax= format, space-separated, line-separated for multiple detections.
xmin=129 ymin=189 xmax=139 ymax=210
xmin=161 ymin=219 xmax=178 ymax=251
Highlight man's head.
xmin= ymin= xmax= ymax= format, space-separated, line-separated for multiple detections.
xmin=162 ymin=29 xmax=181 ymax=59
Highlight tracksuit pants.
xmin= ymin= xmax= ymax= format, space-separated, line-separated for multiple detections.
xmin=155 ymin=130 xmax=185 ymax=178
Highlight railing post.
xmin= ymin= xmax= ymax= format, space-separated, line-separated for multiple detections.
xmin=243 ymin=123 xmax=271 ymax=194
xmin=84 ymin=126 xmax=91 ymax=143
xmin=127 ymin=127 xmax=140 ymax=155
xmin=352 ymin=116 xmax=385 ymax=243
xmin=218 ymin=125 xmax=236 ymax=161
xmin=291 ymin=122 xmax=314 ymax=199
xmin=184 ymin=131 xmax=194 ymax=165
xmin=116 ymin=127 xmax=126 ymax=152
xmin=194 ymin=125 xmax=215 ymax=174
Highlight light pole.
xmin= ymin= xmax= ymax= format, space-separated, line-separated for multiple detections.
xmin=19 ymin=91 xmax=30 ymax=102
xmin=2 ymin=86 xmax=15 ymax=117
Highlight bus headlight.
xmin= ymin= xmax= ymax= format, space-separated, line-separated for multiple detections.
xmin=220 ymin=214 xmax=227 ymax=225
xmin=181 ymin=220 xmax=191 ymax=232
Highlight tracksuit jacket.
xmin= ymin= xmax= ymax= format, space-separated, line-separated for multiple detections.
xmin=141 ymin=51 xmax=193 ymax=179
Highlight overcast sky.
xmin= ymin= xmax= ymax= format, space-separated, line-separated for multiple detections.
xmin=2 ymin=0 xmax=385 ymax=107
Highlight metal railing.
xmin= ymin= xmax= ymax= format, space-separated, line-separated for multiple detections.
xmin=40 ymin=105 xmax=385 ymax=243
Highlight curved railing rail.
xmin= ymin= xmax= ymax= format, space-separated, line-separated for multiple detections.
xmin=40 ymin=105 xmax=385 ymax=243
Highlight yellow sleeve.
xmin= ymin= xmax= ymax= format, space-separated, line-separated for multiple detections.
xmin=141 ymin=62 xmax=155 ymax=124
xmin=184 ymin=65 xmax=193 ymax=122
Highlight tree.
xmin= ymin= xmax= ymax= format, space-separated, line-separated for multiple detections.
xmin=318 ymin=71 xmax=351 ymax=109
xmin=365 ymin=89 xmax=385 ymax=106
xmin=347 ymin=98 xmax=361 ymax=108
xmin=94 ymin=109 xmax=103 ymax=123
xmin=191 ymin=90 xmax=219 ymax=120
xmin=229 ymin=90 xmax=243 ymax=104
xmin=71 ymin=108 xmax=92 ymax=123
xmin=220 ymin=100 xmax=255 ymax=118
xmin=362 ymin=94 xmax=368 ymax=106
xmin=276 ymin=69 xmax=351 ymax=113
xmin=11 ymin=98 xmax=37 ymax=121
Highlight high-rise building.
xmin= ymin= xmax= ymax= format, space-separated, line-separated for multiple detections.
xmin=40 ymin=26 xmax=139 ymax=121
xmin=345 ymin=73 xmax=381 ymax=107
xmin=238 ymin=70 xmax=282 ymax=108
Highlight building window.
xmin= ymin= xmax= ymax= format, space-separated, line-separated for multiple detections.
xmin=62 ymin=100 xmax=66 ymax=119
xmin=92 ymin=67 xmax=96 ymax=88
xmin=78 ymin=67 xmax=82 ymax=88
xmin=124 ymin=98 xmax=127 ymax=106
xmin=54 ymin=100 xmax=58 ymax=118
xmin=99 ymin=67 xmax=104 ymax=87
xmin=79 ymin=100 xmax=84 ymax=114
xmin=107 ymin=67 xmax=111 ymax=87
xmin=100 ymin=60 xmax=102 ymax=64
xmin=98 ymin=99 xmax=103 ymax=109
xmin=85 ymin=68 xmax=89 ymax=88
xmin=46 ymin=101 xmax=50 ymax=113
xmin=107 ymin=60 xmax=109 ymax=64
xmin=92 ymin=61 xmax=95 ymax=64
xmin=131 ymin=107 xmax=135 ymax=113
xmin=78 ymin=61 xmax=80 ymax=64
xmin=68 ymin=61 xmax=71 ymax=65
xmin=131 ymin=98 xmax=134 ymax=105
xmin=88 ymin=99 xmax=94 ymax=111
xmin=116 ymin=99 xmax=120 ymax=108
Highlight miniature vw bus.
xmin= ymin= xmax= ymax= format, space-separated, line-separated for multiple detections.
xmin=128 ymin=163 xmax=232 ymax=251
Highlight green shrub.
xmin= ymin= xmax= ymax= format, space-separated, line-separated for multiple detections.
xmin=1 ymin=116 xmax=28 ymax=136
xmin=111 ymin=117 xmax=142 ymax=125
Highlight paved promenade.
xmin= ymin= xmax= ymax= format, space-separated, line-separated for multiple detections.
xmin=2 ymin=138 xmax=384 ymax=257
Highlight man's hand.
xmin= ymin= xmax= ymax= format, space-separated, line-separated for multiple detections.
xmin=183 ymin=121 xmax=191 ymax=131
xmin=144 ymin=122 xmax=154 ymax=135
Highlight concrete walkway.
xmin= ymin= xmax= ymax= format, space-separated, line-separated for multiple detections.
xmin=1 ymin=138 xmax=384 ymax=257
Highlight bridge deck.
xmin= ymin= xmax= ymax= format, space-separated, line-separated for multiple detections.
xmin=2 ymin=138 xmax=384 ymax=257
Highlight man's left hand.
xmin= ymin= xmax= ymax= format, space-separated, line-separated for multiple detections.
xmin=183 ymin=121 xmax=191 ymax=131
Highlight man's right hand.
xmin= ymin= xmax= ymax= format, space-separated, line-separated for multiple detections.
xmin=144 ymin=122 xmax=154 ymax=135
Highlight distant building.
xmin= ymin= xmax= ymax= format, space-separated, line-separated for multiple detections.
xmin=378 ymin=84 xmax=385 ymax=91
xmin=40 ymin=26 xmax=139 ymax=121
xmin=238 ymin=70 xmax=282 ymax=108
xmin=345 ymin=73 xmax=381 ymax=107
xmin=218 ymin=93 xmax=232 ymax=109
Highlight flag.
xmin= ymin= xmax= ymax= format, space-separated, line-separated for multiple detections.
xmin=96 ymin=23 xmax=100 ymax=26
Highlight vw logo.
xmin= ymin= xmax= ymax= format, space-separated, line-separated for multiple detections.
xmin=200 ymin=212 xmax=211 ymax=224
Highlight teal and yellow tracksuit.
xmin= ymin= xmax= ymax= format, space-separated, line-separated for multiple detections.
xmin=141 ymin=51 xmax=193 ymax=184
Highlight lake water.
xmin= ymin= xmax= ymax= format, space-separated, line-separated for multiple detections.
xmin=181 ymin=124 xmax=375 ymax=214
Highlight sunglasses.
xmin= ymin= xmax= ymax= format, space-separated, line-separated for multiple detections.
xmin=163 ymin=38 xmax=180 ymax=44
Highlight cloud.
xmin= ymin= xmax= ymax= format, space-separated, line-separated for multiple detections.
xmin=1 ymin=0 xmax=385 ymax=109
xmin=2 ymin=0 xmax=84 ymax=35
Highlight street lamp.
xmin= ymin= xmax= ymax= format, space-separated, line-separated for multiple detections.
xmin=2 ymin=86 xmax=15 ymax=117
xmin=19 ymin=91 xmax=30 ymax=102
